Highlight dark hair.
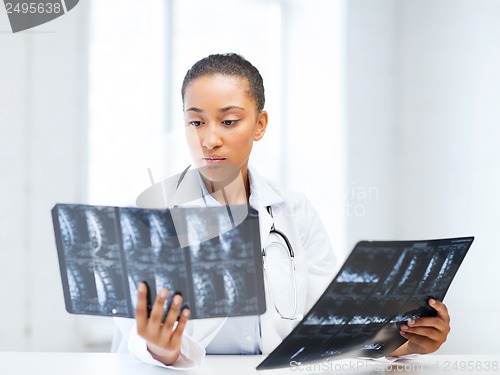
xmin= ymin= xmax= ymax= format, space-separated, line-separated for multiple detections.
xmin=181 ymin=53 xmax=265 ymax=112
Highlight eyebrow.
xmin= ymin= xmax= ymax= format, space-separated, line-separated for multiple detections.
xmin=185 ymin=105 xmax=245 ymax=113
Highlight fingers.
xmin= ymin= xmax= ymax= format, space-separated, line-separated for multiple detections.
xmin=170 ymin=308 xmax=190 ymax=348
xmin=429 ymin=298 xmax=450 ymax=324
xmin=161 ymin=294 xmax=190 ymax=348
xmin=400 ymin=320 xmax=447 ymax=341
xmin=163 ymin=294 xmax=182 ymax=331
xmin=150 ymin=288 xmax=169 ymax=326
xmin=136 ymin=282 xmax=149 ymax=335
xmin=398 ymin=300 xmax=452 ymax=355
xmin=400 ymin=299 xmax=450 ymax=336
xmin=400 ymin=330 xmax=441 ymax=353
xmin=403 ymin=315 xmax=450 ymax=334
xmin=135 ymin=285 xmax=190 ymax=340
xmin=136 ymin=284 xmax=169 ymax=338
xmin=134 ymin=284 xmax=190 ymax=366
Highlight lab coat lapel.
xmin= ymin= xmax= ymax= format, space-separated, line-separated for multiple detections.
xmin=248 ymin=167 xmax=290 ymax=353
xmin=258 ymin=207 xmax=273 ymax=252
xmin=248 ymin=166 xmax=284 ymax=251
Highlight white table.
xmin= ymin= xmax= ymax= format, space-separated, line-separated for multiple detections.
xmin=0 ymin=352 xmax=498 ymax=374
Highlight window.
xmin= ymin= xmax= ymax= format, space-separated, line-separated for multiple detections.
xmin=89 ymin=0 xmax=346 ymax=256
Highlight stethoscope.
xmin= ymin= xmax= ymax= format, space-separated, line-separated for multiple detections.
xmin=175 ymin=165 xmax=299 ymax=320
xmin=262 ymin=206 xmax=298 ymax=320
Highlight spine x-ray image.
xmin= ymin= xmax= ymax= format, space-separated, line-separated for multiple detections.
xmin=55 ymin=205 xmax=129 ymax=316
xmin=257 ymin=237 xmax=474 ymax=370
xmin=52 ymin=203 xmax=265 ymax=319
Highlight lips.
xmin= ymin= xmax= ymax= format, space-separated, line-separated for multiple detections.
xmin=203 ymin=156 xmax=226 ymax=164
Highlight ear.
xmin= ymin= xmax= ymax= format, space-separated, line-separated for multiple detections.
xmin=253 ymin=110 xmax=268 ymax=141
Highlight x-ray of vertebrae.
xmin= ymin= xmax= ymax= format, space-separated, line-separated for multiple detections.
xmin=55 ymin=205 xmax=128 ymax=316
xmin=258 ymin=237 xmax=474 ymax=370
xmin=173 ymin=206 xmax=260 ymax=318
xmin=52 ymin=204 xmax=265 ymax=319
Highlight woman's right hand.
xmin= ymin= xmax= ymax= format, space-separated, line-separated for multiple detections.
xmin=135 ymin=282 xmax=190 ymax=365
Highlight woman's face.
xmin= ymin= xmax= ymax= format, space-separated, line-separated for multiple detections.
xmin=183 ymin=74 xmax=267 ymax=183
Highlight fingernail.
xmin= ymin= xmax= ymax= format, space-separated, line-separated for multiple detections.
xmin=183 ymin=309 xmax=190 ymax=318
xmin=400 ymin=331 xmax=406 ymax=337
xmin=160 ymin=289 xmax=168 ymax=299
xmin=408 ymin=319 xmax=415 ymax=326
xmin=401 ymin=325 xmax=408 ymax=331
xmin=429 ymin=298 xmax=436 ymax=305
xmin=173 ymin=295 xmax=182 ymax=305
xmin=138 ymin=283 xmax=146 ymax=293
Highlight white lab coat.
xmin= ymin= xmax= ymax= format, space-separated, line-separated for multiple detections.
xmin=113 ymin=166 xmax=339 ymax=369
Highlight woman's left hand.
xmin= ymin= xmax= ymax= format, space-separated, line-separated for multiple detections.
xmin=389 ymin=298 xmax=451 ymax=356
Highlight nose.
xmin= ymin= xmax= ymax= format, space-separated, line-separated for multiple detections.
xmin=201 ymin=123 xmax=222 ymax=150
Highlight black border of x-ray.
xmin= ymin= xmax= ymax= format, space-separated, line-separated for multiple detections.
xmin=256 ymin=236 xmax=474 ymax=370
xmin=51 ymin=203 xmax=267 ymax=320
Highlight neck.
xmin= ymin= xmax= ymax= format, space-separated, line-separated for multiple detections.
xmin=202 ymin=168 xmax=250 ymax=206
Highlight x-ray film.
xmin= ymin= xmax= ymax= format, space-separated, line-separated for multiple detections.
xmin=52 ymin=203 xmax=266 ymax=319
xmin=257 ymin=237 xmax=474 ymax=370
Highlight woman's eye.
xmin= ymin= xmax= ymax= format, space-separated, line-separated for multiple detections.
xmin=222 ymin=120 xmax=237 ymax=126
xmin=189 ymin=121 xmax=203 ymax=127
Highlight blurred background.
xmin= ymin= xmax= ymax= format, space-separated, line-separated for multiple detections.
xmin=1 ymin=0 xmax=499 ymax=354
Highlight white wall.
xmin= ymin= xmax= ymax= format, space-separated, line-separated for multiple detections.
xmin=346 ymin=0 xmax=397 ymax=247
xmin=394 ymin=0 xmax=500 ymax=354
xmin=347 ymin=0 xmax=500 ymax=354
xmin=0 ymin=3 xmax=101 ymax=351
xmin=279 ymin=0 xmax=347 ymax=261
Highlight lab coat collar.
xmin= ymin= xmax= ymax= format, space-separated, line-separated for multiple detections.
xmin=136 ymin=164 xmax=287 ymax=209
xmin=171 ymin=164 xmax=286 ymax=210
xmin=247 ymin=165 xmax=286 ymax=253
xmin=137 ymin=164 xmax=286 ymax=250
xmin=248 ymin=165 xmax=285 ymax=209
